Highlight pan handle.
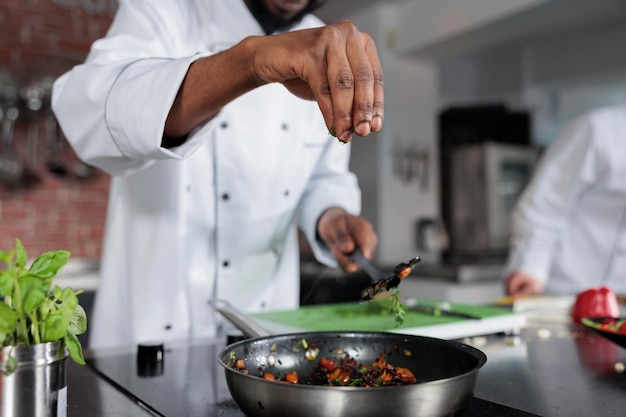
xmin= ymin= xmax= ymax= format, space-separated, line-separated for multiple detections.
xmin=209 ymin=299 xmax=271 ymax=338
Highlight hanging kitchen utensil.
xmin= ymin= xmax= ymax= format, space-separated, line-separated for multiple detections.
xmin=19 ymin=81 xmax=46 ymax=186
xmin=45 ymin=107 xmax=68 ymax=177
xmin=19 ymin=114 xmax=43 ymax=186
xmin=347 ymin=248 xmax=420 ymax=302
xmin=0 ymin=105 xmax=25 ymax=186
xmin=211 ymin=299 xmax=487 ymax=417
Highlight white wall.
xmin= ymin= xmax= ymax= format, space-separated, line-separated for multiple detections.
xmin=438 ymin=19 xmax=626 ymax=146
xmin=394 ymin=0 xmax=550 ymax=56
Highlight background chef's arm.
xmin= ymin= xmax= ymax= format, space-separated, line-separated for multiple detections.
xmin=503 ymin=115 xmax=601 ymax=285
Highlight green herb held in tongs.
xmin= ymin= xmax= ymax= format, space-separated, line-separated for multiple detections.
xmin=390 ymin=288 xmax=405 ymax=327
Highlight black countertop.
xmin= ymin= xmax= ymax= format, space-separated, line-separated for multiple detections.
xmin=474 ymin=322 xmax=626 ymax=416
xmin=66 ymin=358 xmax=154 ymax=416
xmin=65 ymin=321 xmax=626 ymax=417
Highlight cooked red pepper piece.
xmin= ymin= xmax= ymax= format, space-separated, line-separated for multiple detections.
xmin=395 ymin=367 xmax=417 ymax=383
xmin=284 ymin=371 xmax=299 ymax=384
xmin=319 ymin=357 xmax=338 ymax=371
xmin=396 ymin=266 xmax=412 ymax=279
xmin=328 ymin=367 xmax=342 ymax=381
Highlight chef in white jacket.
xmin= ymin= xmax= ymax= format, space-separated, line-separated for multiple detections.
xmin=52 ymin=0 xmax=383 ymax=349
xmin=504 ymin=100 xmax=626 ymax=296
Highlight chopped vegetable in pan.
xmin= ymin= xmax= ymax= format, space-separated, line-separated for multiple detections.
xmin=305 ymin=353 xmax=417 ymax=387
xmin=228 ymin=350 xmax=417 ymax=387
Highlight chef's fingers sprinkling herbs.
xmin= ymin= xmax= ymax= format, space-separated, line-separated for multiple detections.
xmin=251 ymin=21 xmax=384 ymax=143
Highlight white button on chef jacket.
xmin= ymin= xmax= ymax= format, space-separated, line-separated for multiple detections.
xmin=51 ymin=0 xmax=361 ymax=349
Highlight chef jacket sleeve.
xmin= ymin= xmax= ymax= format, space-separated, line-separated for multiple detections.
xmin=297 ymin=140 xmax=362 ymax=267
xmin=503 ymin=115 xmax=605 ymax=284
xmin=51 ymin=0 xmax=216 ymax=177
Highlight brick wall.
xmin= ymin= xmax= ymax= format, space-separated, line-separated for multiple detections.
xmin=0 ymin=0 xmax=117 ymax=259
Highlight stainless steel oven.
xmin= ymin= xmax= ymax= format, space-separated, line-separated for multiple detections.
xmin=445 ymin=142 xmax=538 ymax=258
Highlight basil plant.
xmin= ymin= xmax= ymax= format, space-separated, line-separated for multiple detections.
xmin=0 ymin=238 xmax=87 ymax=375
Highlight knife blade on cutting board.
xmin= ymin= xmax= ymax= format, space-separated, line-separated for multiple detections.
xmin=404 ymin=299 xmax=482 ymax=320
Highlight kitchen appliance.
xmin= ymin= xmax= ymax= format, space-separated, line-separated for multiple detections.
xmin=439 ymin=103 xmax=538 ymax=262
xmin=447 ymin=142 xmax=538 ymax=258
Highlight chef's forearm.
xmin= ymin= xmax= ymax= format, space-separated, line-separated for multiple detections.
xmin=164 ymin=36 xmax=266 ymax=138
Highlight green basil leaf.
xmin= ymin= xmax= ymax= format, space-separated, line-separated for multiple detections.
xmin=0 ymin=303 xmax=18 ymax=335
xmin=53 ymin=286 xmax=63 ymax=299
xmin=56 ymin=289 xmax=79 ymax=325
xmin=0 ymin=249 xmax=13 ymax=266
xmin=64 ymin=332 xmax=85 ymax=365
xmin=0 ymin=271 xmax=13 ymax=297
xmin=15 ymin=239 xmax=27 ymax=269
xmin=18 ymin=275 xmax=47 ymax=313
xmin=68 ymin=304 xmax=87 ymax=336
xmin=61 ymin=287 xmax=78 ymax=308
xmin=28 ymin=251 xmax=71 ymax=280
xmin=42 ymin=311 xmax=68 ymax=342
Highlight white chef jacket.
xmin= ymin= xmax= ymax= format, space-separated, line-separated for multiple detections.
xmin=52 ymin=0 xmax=361 ymax=349
xmin=504 ymin=101 xmax=626 ymax=295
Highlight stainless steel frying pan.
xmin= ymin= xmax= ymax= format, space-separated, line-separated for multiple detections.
xmin=213 ymin=300 xmax=487 ymax=417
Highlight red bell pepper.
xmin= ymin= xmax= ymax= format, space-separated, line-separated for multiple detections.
xmin=571 ymin=286 xmax=620 ymax=324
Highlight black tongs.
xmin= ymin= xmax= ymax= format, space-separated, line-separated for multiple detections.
xmin=348 ymin=248 xmax=421 ymax=302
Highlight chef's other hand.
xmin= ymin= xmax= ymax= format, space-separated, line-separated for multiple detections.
xmin=317 ymin=207 xmax=377 ymax=273
xmin=505 ymin=271 xmax=545 ymax=296
xmin=253 ymin=20 xmax=384 ymax=143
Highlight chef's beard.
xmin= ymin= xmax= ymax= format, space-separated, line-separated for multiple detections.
xmin=247 ymin=0 xmax=328 ymax=34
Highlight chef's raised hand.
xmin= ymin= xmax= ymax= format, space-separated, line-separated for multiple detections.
xmin=164 ymin=21 xmax=384 ymax=142
xmin=317 ymin=207 xmax=378 ymax=273
xmin=255 ymin=20 xmax=384 ymax=142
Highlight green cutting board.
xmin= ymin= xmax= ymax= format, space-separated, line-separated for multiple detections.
xmin=250 ymin=300 xmax=525 ymax=339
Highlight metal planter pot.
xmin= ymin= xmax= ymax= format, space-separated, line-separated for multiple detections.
xmin=0 ymin=341 xmax=67 ymax=417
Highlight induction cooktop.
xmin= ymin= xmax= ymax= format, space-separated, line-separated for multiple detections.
xmin=86 ymin=339 xmax=541 ymax=417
